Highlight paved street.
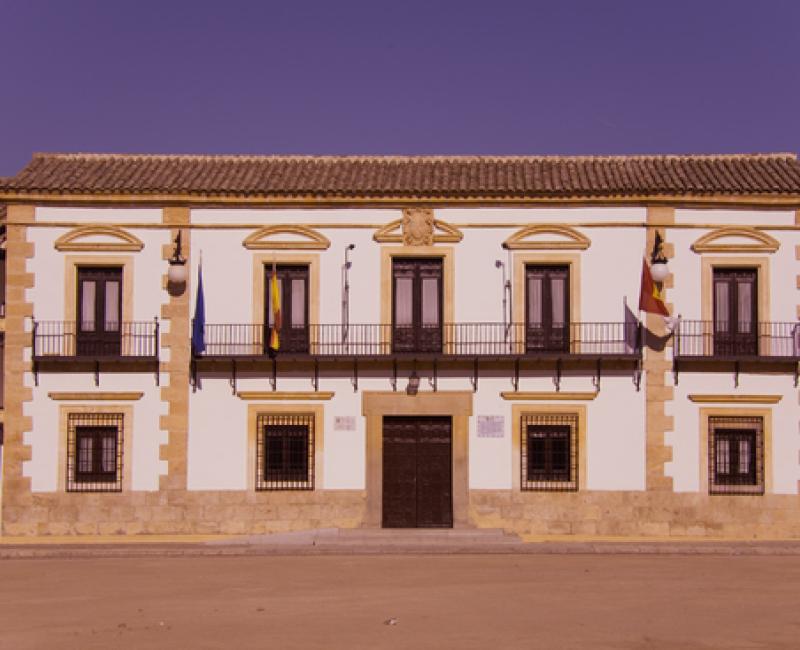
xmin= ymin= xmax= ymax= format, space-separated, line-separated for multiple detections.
xmin=1 ymin=554 xmax=799 ymax=649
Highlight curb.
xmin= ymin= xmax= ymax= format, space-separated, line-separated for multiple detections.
xmin=5 ymin=540 xmax=800 ymax=559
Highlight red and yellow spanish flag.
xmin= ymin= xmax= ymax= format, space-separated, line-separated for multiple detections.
xmin=638 ymin=258 xmax=669 ymax=316
xmin=268 ymin=264 xmax=281 ymax=354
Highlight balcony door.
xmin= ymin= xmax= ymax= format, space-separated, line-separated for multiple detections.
xmin=525 ymin=265 xmax=569 ymax=353
xmin=76 ymin=267 xmax=122 ymax=357
xmin=392 ymin=258 xmax=443 ymax=354
xmin=264 ymin=265 xmax=309 ymax=354
xmin=713 ymin=268 xmax=757 ymax=356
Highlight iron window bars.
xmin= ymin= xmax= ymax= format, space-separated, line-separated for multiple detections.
xmin=520 ymin=413 xmax=578 ymax=492
xmin=255 ymin=413 xmax=315 ymax=490
xmin=708 ymin=416 xmax=764 ymax=495
xmin=66 ymin=412 xmax=124 ymax=492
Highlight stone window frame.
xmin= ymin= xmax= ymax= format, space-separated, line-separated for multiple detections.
xmin=511 ymin=404 xmax=587 ymax=492
xmin=65 ymin=255 xmax=134 ymax=327
xmin=379 ymin=246 xmax=455 ymax=352
xmin=58 ymin=405 xmax=134 ymax=492
xmin=512 ymin=253 xmax=581 ymax=355
xmin=246 ymin=403 xmax=324 ymax=492
xmin=699 ymin=256 xmax=770 ymax=356
xmin=699 ymin=407 xmax=772 ymax=496
xmin=251 ymin=253 xmax=319 ymax=352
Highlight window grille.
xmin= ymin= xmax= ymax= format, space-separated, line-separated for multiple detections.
xmin=66 ymin=412 xmax=123 ymax=492
xmin=520 ymin=413 xmax=578 ymax=491
xmin=255 ymin=413 xmax=314 ymax=490
xmin=708 ymin=416 xmax=764 ymax=495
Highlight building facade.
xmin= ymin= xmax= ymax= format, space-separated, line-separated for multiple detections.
xmin=1 ymin=152 xmax=799 ymax=537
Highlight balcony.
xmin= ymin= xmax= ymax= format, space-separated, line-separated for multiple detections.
xmin=673 ymin=320 xmax=800 ymax=385
xmin=193 ymin=321 xmax=642 ymax=392
xmin=32 ymin=320 xmax=160 ymax=385
xmin=196 ymin=321 xmax=641 ymax=359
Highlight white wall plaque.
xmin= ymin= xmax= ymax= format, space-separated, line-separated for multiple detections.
xmin=334 ymin=416 xmax=356 ymax=431
xmin=477 ymin=415 xmax=505 ymax=438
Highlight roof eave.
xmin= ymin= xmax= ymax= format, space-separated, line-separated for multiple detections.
xmin=2 ymin=190 xmax=800 ymax=210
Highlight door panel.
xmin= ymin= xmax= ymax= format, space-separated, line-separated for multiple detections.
xmin=382 ymin=418 xmax=418 ymax=528
xmin=526 ymin=265 xmax=569 ymax=352
xmin=382 ymin=416 xmax=452 ymax=528
xmin=415 ymin=419 xmax=453 ymax=527
xmin=392 ymin=259 xmax=443 ymax=353
xmin=76 ymin=267 xmax=122 ymax=356
xmin=264 ymin=265 xmax=309 ymax=353
xmin=713 ymin=269 xmax=757 ymax=356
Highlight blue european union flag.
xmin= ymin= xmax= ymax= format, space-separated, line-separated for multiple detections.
xmin=191 ymin=263 xmax=206 ymax=355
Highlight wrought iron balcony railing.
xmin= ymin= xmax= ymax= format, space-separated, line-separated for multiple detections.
xmin=195 ymin=321 xmax=642 ymax=359
xmin=674 ymin=320 xmax=800 ymax=359
xmin=32 ymin=320 xmax=160 ymax=360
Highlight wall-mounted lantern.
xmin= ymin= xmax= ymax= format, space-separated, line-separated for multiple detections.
xmin=650 ymin=231 xmax=669 ymax=283
xmin=406 ymin=370 xmax=420 ymax=396
xmin=167 ymin=231 xmax=188 ymax=287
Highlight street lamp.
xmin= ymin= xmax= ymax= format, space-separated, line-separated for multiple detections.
xmin=650 ymin=231 xmax=669 ymax=282
xmin=167 ymin=231 xmax=188 ymax=286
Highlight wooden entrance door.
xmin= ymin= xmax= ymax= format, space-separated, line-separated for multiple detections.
xmin=382 ymin=416 xmax=452 ymax=528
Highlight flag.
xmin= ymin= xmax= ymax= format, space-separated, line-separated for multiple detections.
xmin=268 ymin=263 xmax=281 ymax=356
xmin=623 ymin=296 xmax=641 ymax=354
xmin=638 ymin=258 xmax=669 ymax=316
xmin=191 ymin=261 xmax=206 ymax=355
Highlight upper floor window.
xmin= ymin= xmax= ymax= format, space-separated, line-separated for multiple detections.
xmin=713 ymin=268 xmax=757 ymax=356
xmin=265 ymin=265 xmax=309 ymax=353
xmin=392 ymin=258 xmax=442 ymax=354
xmin=77 ymin=266 xmax=122 ymax=356
xmin=526 ymin=264 xmax=569 ymax=352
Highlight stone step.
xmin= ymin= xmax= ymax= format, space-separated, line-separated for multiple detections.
xmin=214 ymin=527 xmax=524 ymax=548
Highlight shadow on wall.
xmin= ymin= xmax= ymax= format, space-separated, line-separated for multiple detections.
xmin=644 ymin=327 xmax=673 ymax=354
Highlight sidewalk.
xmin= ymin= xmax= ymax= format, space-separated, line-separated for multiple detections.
xmin=4 ymin=527 xmax=800 ymax=558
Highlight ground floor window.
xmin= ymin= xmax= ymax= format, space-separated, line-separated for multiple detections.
xmin=520 ymin=412 xmax=578 ymax=491
xmin=255 ymin=413 xmax=315 ymax=490
xmin=708 ymin=415 xmax=764 ymax=495
xmin=66 ymin=412 xmax=123 ymax=492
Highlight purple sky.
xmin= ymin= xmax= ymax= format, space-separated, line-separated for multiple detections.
xmin=1 ymin=0 xmax=799 ymax=176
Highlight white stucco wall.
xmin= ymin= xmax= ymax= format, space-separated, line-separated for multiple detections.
xmin=24 ymin=205 xmax=796 ymax=497
xmin=669 ymin=372 xmax=799 ymax=493
xmin=187 ymin=206 xmax=649 ymax=492
xmin=665 ymin=208 xmax=799 ymax=494
xmin=24 ymin=373 xmax=167 ymax=492
xmin=24 ymin=211 xmax=170 ymax=491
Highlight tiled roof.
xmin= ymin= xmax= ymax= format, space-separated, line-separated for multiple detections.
xmin=2 ymin=152 xmax=800 ymax=200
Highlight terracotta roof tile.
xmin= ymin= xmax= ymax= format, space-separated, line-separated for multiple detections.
xmin=1 ymin=153 xmax=800 ymax=200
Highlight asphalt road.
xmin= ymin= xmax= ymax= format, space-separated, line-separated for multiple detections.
xmin=1 ymin=554 xmax=799 ymax=649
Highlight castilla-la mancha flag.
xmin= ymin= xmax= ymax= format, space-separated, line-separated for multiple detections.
xmin=638 ymin=258 xmax=670 ymax=316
